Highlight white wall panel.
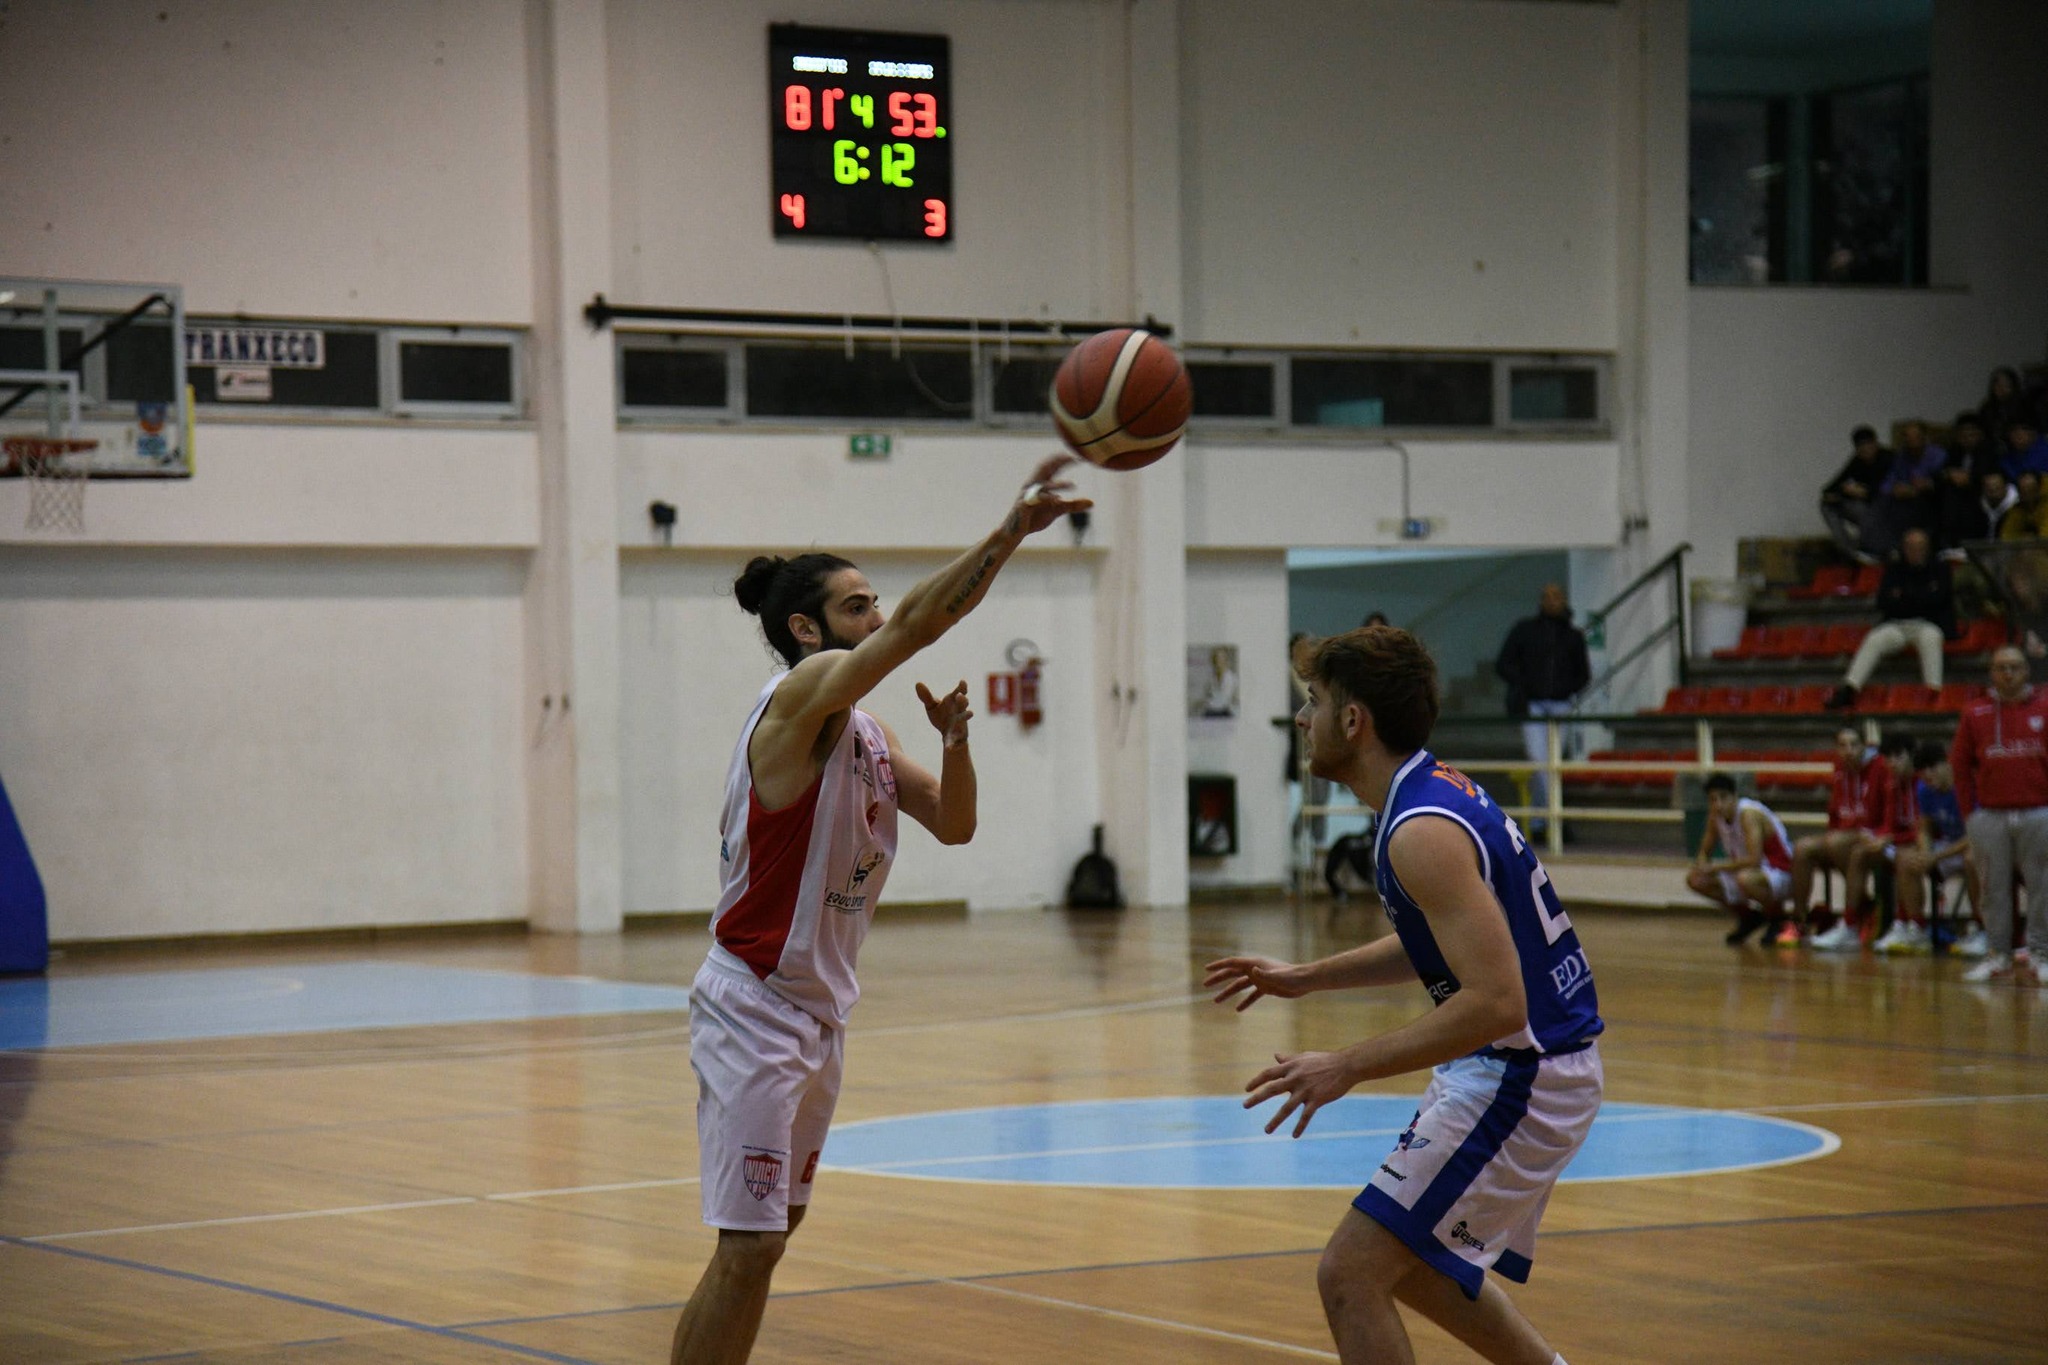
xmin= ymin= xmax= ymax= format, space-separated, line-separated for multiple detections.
xmin=1185 ymin=552 xmax=1290 ymax=889
xmin=0 ymin=0 xmax=534 ymax=322
xmin=0 ymin=550 xmax=531 ymax=939
xmin=1181 ymin=0 xmax=1621 ymax=350
xmin=0 ymin=425 xmax=540 ymax=549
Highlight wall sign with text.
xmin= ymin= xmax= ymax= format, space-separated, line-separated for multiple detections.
xmin=769 ymin=23 xmax=952 ymax=243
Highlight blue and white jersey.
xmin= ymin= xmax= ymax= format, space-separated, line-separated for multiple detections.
xmin=1371 ymin=749 xmax=1603 ymax=1057
xmin=1917 ymin=780 xmax=1964 ymax=846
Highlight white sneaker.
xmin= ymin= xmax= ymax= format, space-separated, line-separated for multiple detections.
xmin=1812 ymin=921 xmax=1861 ymax=952
xmin=1963 ymin=953 xmax=2013 ymax=983
xmin=1873 ymin=922 xmax=1911 ymax=953
xmin=1955 ymin=928 xmax=1990 ymax=959
xmin=1893 ymin=923 xmax=1931 ymax=955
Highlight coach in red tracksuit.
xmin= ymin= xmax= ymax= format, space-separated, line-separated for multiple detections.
xmin=1950 ymin=644 xmax=2048 ymax=984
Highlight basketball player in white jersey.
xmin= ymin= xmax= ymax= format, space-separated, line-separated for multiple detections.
xmin=1685 ymin=773 xmax=1796 ymax=944
xmin=671 ymin=454 xmax=1089 ymax=1365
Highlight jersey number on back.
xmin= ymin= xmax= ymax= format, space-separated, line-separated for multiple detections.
xmin=1504 ymin=817 xmax=1575 ymax=946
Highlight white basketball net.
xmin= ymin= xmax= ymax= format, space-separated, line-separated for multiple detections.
xmin=8 ymin=436 xmax=95 ymax=534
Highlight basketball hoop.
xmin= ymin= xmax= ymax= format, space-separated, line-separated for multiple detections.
xmin=6 ymin=435 xmax=96 ymax=534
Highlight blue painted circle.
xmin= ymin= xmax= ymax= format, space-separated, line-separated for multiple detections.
xmin=823 ymin=1096 xmax=1837 ymax=1189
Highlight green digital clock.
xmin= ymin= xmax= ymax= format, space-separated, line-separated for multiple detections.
xmin=769 ymin=24 xmax=953 ymax=243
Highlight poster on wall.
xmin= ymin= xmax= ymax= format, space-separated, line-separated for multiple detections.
xmin=1189 ymin=774 xmax=1238 ymax=857
xmin=1187 ymin=644 xmax=1240 ymax=719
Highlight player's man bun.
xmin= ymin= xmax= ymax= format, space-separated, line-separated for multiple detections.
xmin=733 ymin=555 xmax=785 ymax=616
xmin=733 ymin=552 xmax=859 ymax=666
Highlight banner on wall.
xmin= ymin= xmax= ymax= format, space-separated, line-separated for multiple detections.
xmin=184 ymin=327 xmax=326 ymax=368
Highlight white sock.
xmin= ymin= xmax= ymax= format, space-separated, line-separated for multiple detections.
xmin=1553 ymin=1355 xmax=1567 ymax=1365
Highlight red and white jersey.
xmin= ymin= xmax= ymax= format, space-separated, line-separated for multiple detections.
xmin=1714 ymin=797 xmax=1793 ymax=874
xmin=705 ymin=674 xmax=899 ymax=1028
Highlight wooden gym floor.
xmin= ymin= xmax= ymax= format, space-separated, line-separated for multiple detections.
xmin=3 ymin=901 xmax=2044 ymax=1363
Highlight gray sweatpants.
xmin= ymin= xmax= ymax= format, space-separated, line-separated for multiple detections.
xmin=1965 ymin=806 xmax=2048 ymax=959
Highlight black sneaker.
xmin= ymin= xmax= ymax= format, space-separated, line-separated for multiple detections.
xmin=1725 ymin=909 xmax=1767 ymax=945
xmin=1822 ymin=683 xmax=1859 ymax=711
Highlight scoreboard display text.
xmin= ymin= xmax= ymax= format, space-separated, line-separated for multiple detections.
xmin=769 ymin=24 xmax=952 ymax=243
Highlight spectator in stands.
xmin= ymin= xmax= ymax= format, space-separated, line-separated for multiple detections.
xmin=1981 ymin=367 xmax=2028 ymax=451
xmin=1832 ymin=732 xmax=1921 ymax=952
xmin=1996 ymin=467 xmax=2048 ymax=540
xmin=1878 ymin=741 xmax=1986 ymax=956
xmin=1787 ymin=726 xmax=1887 ymax=945
xmin=1950 ymin=644 xmax=2048 ymax=984
xmin=1878 ymin=419 xmax=1945 ymax=544
xmin=1824 ymin=528 xmax=1956 ymax=709
xmin=1935 ymin=414 xmax=1999 ymax=551
xmin=1820 ymin=425 xmax=1894 ymax=562
xmin=1686 ymin=774 xmax=1795 ymax=945
xmin=1980 ymin=468 xmax=2021 ymax=537
xmin=1495 ymin=582 xmax=1590 ymax=835
xmin=2003 ymin=417 xmax=2048 ymax=490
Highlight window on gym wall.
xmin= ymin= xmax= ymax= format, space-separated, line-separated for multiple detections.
xmin=746 ymin=343 xmax=975 ymax=422
xmin=1688 ymin=0 xmax=1929 ymax=286
xmin=619 ymin=338 xmax=734 ymax=417
xmin=1291 ymin=357 xmax=1494 ymax=429
xmin=394 ymin=334 xmax=518 ymax=411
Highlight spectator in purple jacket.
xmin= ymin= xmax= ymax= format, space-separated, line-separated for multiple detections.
xmin=1879 ymin=419 xmax=1945 ymax=545
xmin=2004 ymin=417 xmax=2048 ymax=491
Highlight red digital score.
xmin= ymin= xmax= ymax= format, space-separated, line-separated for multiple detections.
xmin=887 ymin=91 xmax=941 ymax=138
xmin=780 ymin=193 xmax=806 ymax=229
xmin=923 ymin=198 xmax=946 ymax=238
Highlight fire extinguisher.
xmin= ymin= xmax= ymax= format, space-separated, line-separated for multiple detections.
xmin=1017 ymin=657 xmax=1043 ymax=729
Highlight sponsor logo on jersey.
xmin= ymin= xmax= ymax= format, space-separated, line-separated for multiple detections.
xmin=742 ymin=1148 xmax=785 ymax=1201
xmin=1549 ymin=947 xmax=1593 ymax=999
xmin=875 ymin=750 xmax=898 ymax=799
xmin=720 ymin=838 xmax=730 ymax=865
xmin=1425 ymin=978 xmax=1458 ymax=1004
xmin=1430 ymin=763 xmax=1481 ymax=800
xmin=1447 ymin=1220 xmax=1487 ymax=1252
xmin=825 ymin=848 xmax=886 ymax=913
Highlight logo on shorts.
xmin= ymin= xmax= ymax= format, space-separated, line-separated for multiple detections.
xmin=1377 ymin=1164 xmax=1406 ymax=1182
xmin=1448 ymin=1220 xmax=1487 ymax=1252
xmin=1396 ymin=1114 xmax=1430 ymax=1151
xmin=742 ymin=1149 xmax=784 ymax=1201
xmin=800 ymin=1150 xmax=820 ymax=1184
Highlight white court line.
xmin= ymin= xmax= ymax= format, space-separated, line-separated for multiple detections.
xmin=941 ymin=1278 xmax=1339 ymax=1360
xmin=486 ymin=1176 xmax=701 ymax=1201
xmin=24 ymin=1196 xmax=478 ymax=1243
xmin=1746 ymin=1091 xmax=2048 ymax=1115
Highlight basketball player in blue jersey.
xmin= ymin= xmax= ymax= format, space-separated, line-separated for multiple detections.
xmin=1206 ymin=625 xmax=1602 ymax=1365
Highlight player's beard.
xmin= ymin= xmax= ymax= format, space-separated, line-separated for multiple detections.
xmin=815 ymin=620 xmax=859 ymax=654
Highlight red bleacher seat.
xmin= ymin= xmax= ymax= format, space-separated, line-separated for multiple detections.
xmin=1850 ymin=563 xmax=1883 ymax=595
xmin=1945 ymin=617 xmax=2006 ymax=655
xmin=1881 ymin=684 xmax=1940 ymax=712
xmin=1788 ymin=565 xmax=1854 ymax=599
xmin=1660 ymin=686 xmax=1706 ymax=714
xmin=1767 ymin=625 xmax=1826 ymax=659
xmin=1748 ymin=686 xmax=1798 ymax=714
xmin=1939 ymin=682 xmax=1979 ymax=711
xmin=1821 ymin=623 xmax=1867 ymax=656
xmin=1791 ymin=684 xmax=1832 ymax=713
xmin=1702 ymin=687 xmax=1752 ymax=714
xmin=1855 ymin=684 xmax=1891 ymax=711
xmin=1713 ymin=625 xmax=1769 ymax=661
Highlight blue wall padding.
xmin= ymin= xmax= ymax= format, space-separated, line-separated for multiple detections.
xmin=0 ymin=773 xmax=49 ymax=975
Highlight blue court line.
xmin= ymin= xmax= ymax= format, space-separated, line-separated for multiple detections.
xmin=1 ymin=1236 xmax=605 ymax=1365
xmin=439 ymin=1197 xmax=2048 ymax=1330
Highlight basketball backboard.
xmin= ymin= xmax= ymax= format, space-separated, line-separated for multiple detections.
xmin=0 ymin=277 xmax=191 ymax=478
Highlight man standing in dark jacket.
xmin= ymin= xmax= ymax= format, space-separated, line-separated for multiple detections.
xmin=1825 ymin=528 xmax=1958 ymax=709
xmin=1820 ymin=425 xmax=1895 ymax=562
xmin=1497 ymin=583 xmax=1591 ymax=832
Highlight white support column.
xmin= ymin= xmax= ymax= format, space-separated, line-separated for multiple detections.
xmin=1090 ymin=0 xmax=1189 ymax=909
xmin=524 ymin=0 xmax=622 ymax=934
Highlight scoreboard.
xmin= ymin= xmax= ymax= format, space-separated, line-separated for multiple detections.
xmin=768 ymin=24 xmax=953 ymax=243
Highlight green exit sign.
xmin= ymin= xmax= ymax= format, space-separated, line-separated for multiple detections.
xmin=848 ymin=433 xmax=892 ymax=460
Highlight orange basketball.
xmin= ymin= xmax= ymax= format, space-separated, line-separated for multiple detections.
xmin=1048 ymin=328 xmax=1192 ymax=471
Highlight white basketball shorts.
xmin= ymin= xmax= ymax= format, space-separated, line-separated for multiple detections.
xmin=1718 ymin=865 xmax=1792 ymax=907
xmin=689 ymin=959 xmax=844 ymax=1231
xmin=1355 ymin=1044 xmax=1603 ymax=1299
